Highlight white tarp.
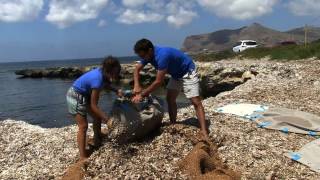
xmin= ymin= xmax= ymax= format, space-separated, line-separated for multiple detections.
xmin=286 ymin=139 xmax=320 ymax=173
xmin=216 ymin=103 xmax=320 ymax=135
xmin=216 ymin=103 xmax=269 ymax=119
xmin=255 ymin=107 xmax=320 ymax=135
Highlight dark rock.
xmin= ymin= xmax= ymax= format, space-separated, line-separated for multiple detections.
xmin=15 ymin=69 xmax=43 ymax=78
xmin=199 ymin=67 xmax=256 ymax=98
xmin=14 ymin=63 xmax=256 ymax=98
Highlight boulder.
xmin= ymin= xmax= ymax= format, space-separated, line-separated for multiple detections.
xmin=15 ymin=67 xmax=89 ymax=79
xmin=15 ymin=69 xmax=43 ymax=78
xmin=199 ymin=67 xmax=256 ymax=97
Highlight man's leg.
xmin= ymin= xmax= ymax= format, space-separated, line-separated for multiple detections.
xmin=75 ymin=114 xmax=89 ymax=160
xmin=166 ymin=89 xmax=180 ymax=124
xmin=190 ymin=96 xmax=208 ymax=138
xmin=183 ymin=70 xmax=208 ymax=138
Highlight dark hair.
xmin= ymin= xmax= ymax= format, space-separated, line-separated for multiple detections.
xmin=101 ymin=56 xmax=121 ymax=81
xmin=134 ymin=38 xmax=154 ymax=53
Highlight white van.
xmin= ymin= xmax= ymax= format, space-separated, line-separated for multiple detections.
xmin=233 ymin=40 xmax=258 ymax=53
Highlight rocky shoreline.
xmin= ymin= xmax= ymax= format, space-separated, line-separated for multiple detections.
xmin=2 ymin=58 xmax=320 ymax=179
xmin=15 ymin=62 xmax=256 ymax=98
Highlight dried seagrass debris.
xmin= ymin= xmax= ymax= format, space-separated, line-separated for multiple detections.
xmin=1 ymin=59 xmax=320 ymax=179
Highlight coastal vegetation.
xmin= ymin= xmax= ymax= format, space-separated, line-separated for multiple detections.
xmin=194 ymin=40 xmax=320 ymax=61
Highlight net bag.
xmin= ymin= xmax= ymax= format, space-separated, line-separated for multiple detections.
xmin=108 ymin=95 xmax=164 ymax=143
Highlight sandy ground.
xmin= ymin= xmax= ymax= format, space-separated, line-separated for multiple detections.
xmin=1 ymin=59 xmax=320 ymax=179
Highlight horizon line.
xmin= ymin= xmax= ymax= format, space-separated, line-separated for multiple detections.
xmin=0 ymin=55 xmax=137 ymax=64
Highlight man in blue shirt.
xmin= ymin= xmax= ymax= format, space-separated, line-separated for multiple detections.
xmin=132 ymin=39 xmax=208 ymax=138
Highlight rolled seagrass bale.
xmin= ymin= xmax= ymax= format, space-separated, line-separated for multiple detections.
xmin=178 ymin=141 xmax=241 ymax=180
xmin=107 ymin=94 xmax=164 ymax=143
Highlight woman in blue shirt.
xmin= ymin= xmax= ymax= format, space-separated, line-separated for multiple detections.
xmin=66 ymin=56 xmax=122 ymax=160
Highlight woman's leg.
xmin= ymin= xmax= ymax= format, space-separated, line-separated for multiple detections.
xmin=75 ymin=114 xmax=89 ymax=160
xmin=88 ymin=108 xmax=102 ymax=147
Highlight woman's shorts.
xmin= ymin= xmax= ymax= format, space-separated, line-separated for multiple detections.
xmin=66 ymin=87 xmax=89 ymax=117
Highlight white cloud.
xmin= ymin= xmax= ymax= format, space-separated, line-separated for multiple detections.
xmin=117 ymin=0 xmax=196 ymax=27
xmin=0 ymin=0 xmax=43 ymax=22
xmin=105 ymin=1 xmax=123 ymax=14
xmin=288 ymin=0 xmax=320 ymax=16
xmin=0 ymin=0 xmax=284 ymax=28
xmin=46 ymin=0 xmax=109 ymax=29
xmin=122 ymin=0 xmax=147 ymax=8
xmin=98 ymin=20 xmax=107 ymax=27
xmin=197 ymin=0 xmax=278 ymax=20
xmin=116 ymin=9 xmax=164 ymax=24
xmin=166 ymin=0 xmax=195 ymax=13
xmin=121 ymin=0 xmax=164 ymax=9
xmin=167 ymin=8 xmax=197 ymax=28
xmin=165 ymin=1 xmax=197 ymax=27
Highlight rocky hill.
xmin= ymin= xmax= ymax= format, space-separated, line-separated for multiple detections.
xmin=287 ymin=26 xmax=320 ymax=40
xmin=182 ymin=23 xmax=320 ymax=53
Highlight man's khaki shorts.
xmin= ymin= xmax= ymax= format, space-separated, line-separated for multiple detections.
xmin=166 ymin=70 xmax=200 ymax=99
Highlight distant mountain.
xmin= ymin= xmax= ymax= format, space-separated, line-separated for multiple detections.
xmin=182 ymin=23 xmax=320 ymax=53
xmin=286 ymin=26 xmax=320 ymax=40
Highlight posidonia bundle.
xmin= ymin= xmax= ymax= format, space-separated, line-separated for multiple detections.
xmin=107 ymin=93 xmax=164 ymax=143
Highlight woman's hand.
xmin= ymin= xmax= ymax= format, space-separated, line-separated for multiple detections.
xmin=116 ymin=89 xmax=124 ymax=97
xmin=103 ymin=116 xmax=110 ymax=124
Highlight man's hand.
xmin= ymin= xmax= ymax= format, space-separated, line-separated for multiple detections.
xmin=133 ymin=85 xmax=142 ymax=95
xmin=132 ymin=94 xmax=143 ymax=103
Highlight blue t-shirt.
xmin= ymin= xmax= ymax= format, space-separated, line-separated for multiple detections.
xmin=73 ymin=68 xmax=105 ymax=95
xmin=140 ymin=46 xmax=195 ymax=79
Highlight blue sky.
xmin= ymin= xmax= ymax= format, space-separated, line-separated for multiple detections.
xmin=0 ymin=0 xmax=320 ymax=62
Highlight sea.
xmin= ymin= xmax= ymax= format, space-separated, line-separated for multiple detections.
xmin=0 ymin=57 xmax=189 ymax=128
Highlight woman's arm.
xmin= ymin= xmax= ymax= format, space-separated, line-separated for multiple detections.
xmin=90 ymin=89 xmax=109 ymax=122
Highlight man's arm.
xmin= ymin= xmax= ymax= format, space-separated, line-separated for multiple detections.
xmin=90 ymin=89 xmax=109 ymax=121
xmin=142 ymin=70 xmax=167 ymax=97
xmin=133 ymin=63 xmax=144 ymax=94
xmin=132 ymin=70 xmax=166 ymax=103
